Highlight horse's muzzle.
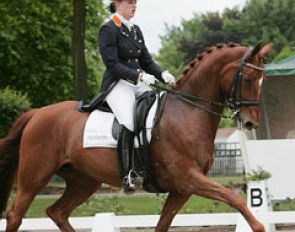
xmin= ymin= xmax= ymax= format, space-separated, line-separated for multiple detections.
xmin=243 ymin=120 xmax=258 ymax=130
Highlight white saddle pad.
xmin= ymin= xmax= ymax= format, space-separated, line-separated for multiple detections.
xmin=83 ymin=94 xmax=161 ymax=148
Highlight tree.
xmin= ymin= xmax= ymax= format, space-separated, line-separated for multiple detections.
xmin=156 ymin=10 xmax=247 ymax=77
xmin=73 ymin=0 xmax=87 ymax=100
xmin=0 ymin=1 xmax=73 ymax=107
xmin=0 ymin=0 xmax=107 ymax=107
xmin=84 ymin=0 xmax=109 ymax=98
xmin=0 ymin=88 xmax=31 ymax=137
xmin=156 ymin=25 xmax=187 ymax=77
xmin=157 ymin=0 xmax=295 ymax=72
xmin=72 ymin=0 xmax=108 ymax=101
xmin=220 ymin=7 xmax=246 ymax=43
xmin=224 ymin=0 xmax=295 ymax=60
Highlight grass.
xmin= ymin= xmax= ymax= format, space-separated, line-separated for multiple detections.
xmin=20 ymin=193 xmax=241 ymax=218
xmin=8 ymin=175 xmax=295 ymax=218
xmin=8 ymin=175 xmax=246 ymax=218
xmin=17 ymin=176 xmax=243 ymax=217
xmin=21 ymin=193 xmax=295 ymax=218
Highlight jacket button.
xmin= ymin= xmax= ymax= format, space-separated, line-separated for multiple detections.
xmin=128 ymin=59 xmax=131 ymax=63
xmin=137 ymin=49 xmax=141 ymax=54
xmin=135 ymin=59 xmax=139 ymax=62
xmin=129 ymin=50 xmax=133 ymax=53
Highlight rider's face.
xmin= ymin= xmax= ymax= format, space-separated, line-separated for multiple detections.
xmin=116 ymin=0 xmax=137 ymax=20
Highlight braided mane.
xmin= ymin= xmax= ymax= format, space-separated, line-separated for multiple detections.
xmin=174 ymin=42 xmax=240 ymax=89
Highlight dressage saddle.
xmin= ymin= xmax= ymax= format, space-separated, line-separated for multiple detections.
xmin=76 ymin=89 xmax=167 ymax=193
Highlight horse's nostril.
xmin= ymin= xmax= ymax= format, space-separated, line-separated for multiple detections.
xmin=244 ymin=121 xmax=254 ymax=130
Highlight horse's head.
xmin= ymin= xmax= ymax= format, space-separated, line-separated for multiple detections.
xmin=220 ymin=42 xmax=273 ymax=130
xmin=172 ymin=42 xmax=272 ymax=131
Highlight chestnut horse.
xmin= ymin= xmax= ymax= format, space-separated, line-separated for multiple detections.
xmin=0 ymin=42 xmax=272 ymax=232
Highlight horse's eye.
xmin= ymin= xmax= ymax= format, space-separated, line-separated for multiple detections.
xmin=244 ymin=76 xmax=253 ymax=85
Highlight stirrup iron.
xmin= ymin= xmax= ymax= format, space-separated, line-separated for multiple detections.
xmin=126 ymin=170 xmax=135 ymax=189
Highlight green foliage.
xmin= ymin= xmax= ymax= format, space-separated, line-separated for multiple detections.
xmin=0 ymin=1 xmax=73 ymax=107
xmin=0 ymin=88 xmax=31 ymax=137
xmin=156 ymin=25 xmax=187 ymax=78
xmin=156 ymin=15 xmax=205 ymax=77
xmin=84 ymin=0 xmax=109 ymax=98
xmin=219 ymin=108 xmax=235 ymax=128
xmin=226 ymin=0 xmax=295 ymax=60
xmin=82 ymin=194 xmax=124 ymax=216
xmin=157 ymin=0 xmax=295 ymax=71
xmin=0 ymin=0 xmax=107 ymax=107
xmin=245 ymin=166 xmax=272 ymax=182
xmin=273 ymin=46 xmax=295 ymax=62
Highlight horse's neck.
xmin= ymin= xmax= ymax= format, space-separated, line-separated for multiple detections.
xmin=175 ymin=48 xmax=242 ymax=114
xmin=181 ymin=64 xmax=222 ymax=102
xmin=159 ymin=47 xmax=245 ymax=169
xmin=166 ymin=54 xmax=231 ymax=143
xmin=164 ymin=93 xmax=221 ymax=145
xmin=162 ymin=95 xmax=219 ymax=172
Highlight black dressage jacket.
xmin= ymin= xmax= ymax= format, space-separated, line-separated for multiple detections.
xmin=99 ymin=18 xmax=165 ymax=92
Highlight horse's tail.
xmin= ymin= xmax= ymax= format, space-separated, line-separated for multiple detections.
xmin=0 ymin=109 xmax=37 ymax=218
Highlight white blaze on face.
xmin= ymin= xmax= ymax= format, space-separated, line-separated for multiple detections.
xmin=258 ymin=75 xmax=264 ymax=94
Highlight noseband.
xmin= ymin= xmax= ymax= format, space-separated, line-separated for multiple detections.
xmin=152 ymin=46 xmax=265 ymax=119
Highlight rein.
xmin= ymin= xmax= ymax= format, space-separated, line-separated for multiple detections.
xmin=152 ymin=83 xmax=231 ymax=118
xmin=152 ymin=47 xmax=265 ymax=119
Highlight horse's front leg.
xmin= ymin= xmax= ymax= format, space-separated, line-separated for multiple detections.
xmin=155 ymin=192 xmax=190 ymax=232
xmin=185 ymin=171 xmax=265 ymax=232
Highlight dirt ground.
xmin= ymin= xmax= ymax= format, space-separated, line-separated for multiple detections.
xmin=120 ymin=225 xmax=295 ymax=232
xmin=121 ymin=226 xmax=235 ymax=232
xmin=30 ymin=225 xmax=295 ymax=232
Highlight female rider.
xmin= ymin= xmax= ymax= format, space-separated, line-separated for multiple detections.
xmin=99 ymin=0 xmax=175 ymax=192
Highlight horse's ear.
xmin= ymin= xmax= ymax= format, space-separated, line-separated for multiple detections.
xmin=249 ymin=41 xmax=264 ymax=60
xmin=259 ymin=42 xmax=273 ymax=59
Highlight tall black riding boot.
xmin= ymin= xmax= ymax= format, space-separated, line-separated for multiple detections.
xmin=117 ymin=125 xmax=135 ymax=193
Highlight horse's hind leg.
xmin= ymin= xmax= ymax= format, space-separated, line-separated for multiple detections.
xmin=6 ymin=152 xmax=54 ymax=232
xmin=6 ymin=167 xmax=55 ymax=232
xmin=46 ymin=170 xmax=100 ymax=232
xmin=6 ymin=189 xmax=38 ymax=232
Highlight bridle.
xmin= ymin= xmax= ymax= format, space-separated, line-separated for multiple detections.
xmin=152 ymin=47 xmax=265 ymax=119
xmin=228 ymin=46 xmax=264 ymax=110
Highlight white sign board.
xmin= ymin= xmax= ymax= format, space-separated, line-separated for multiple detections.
xmin=245 ymin=139 xmax=295 ymax=200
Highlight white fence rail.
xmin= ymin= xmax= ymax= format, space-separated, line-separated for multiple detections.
xmin=1 ymin=211 xmax=295 ymax=232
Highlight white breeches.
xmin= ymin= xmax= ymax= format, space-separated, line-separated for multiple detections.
xmin=106 ymin=79 xmax=152 ymax=131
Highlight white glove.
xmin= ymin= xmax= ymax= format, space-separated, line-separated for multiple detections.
xmin=139 ymin=73 xmax=157 ymax=85
xmin=161 ymin=70 xmax=176 ymax=85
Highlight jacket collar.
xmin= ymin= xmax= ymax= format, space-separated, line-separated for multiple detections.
xmin=112 ymin=14 xmax=122 ymax=27
xmin=112 ymin=13 xmax=133 ymax=30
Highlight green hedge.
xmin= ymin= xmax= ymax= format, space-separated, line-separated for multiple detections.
xmin=0 ymin=88 xmax=31 ymax=137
